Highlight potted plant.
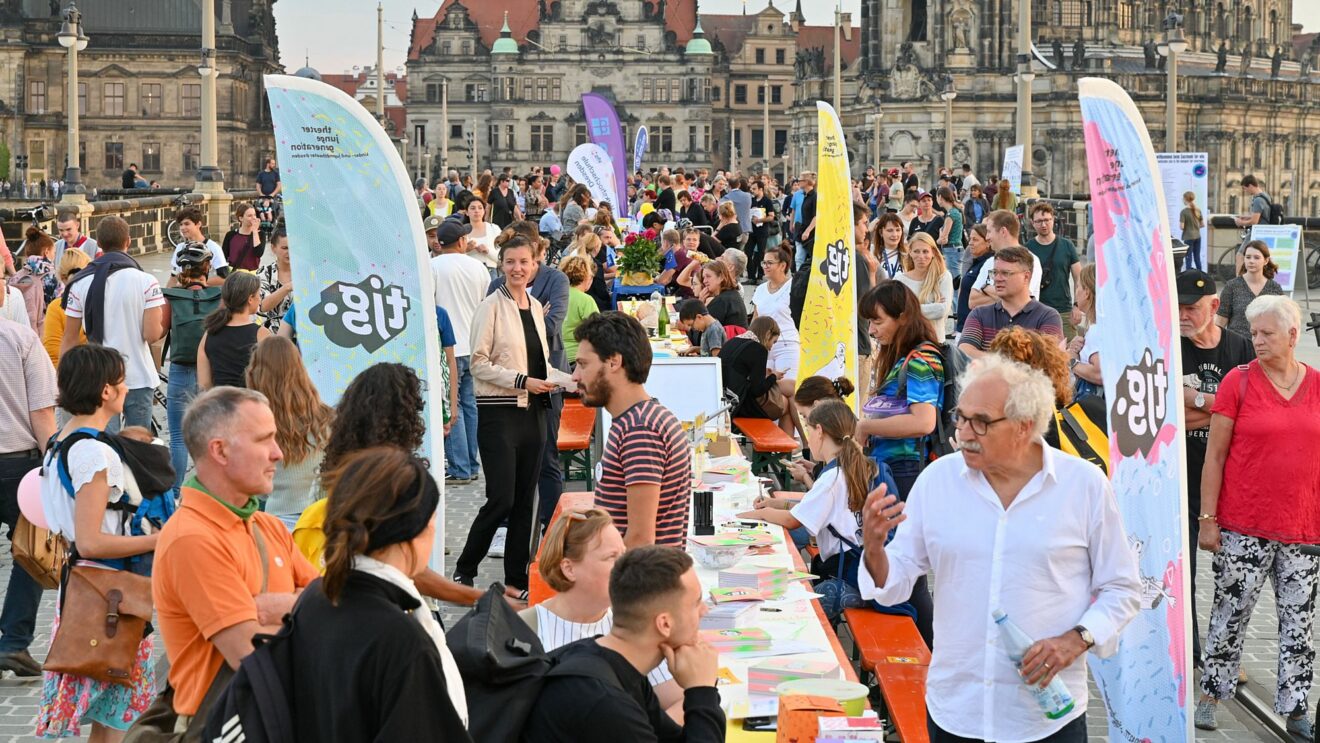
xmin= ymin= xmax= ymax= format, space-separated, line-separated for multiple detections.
xmin=618 ymin=228 xmax=662 ymax=286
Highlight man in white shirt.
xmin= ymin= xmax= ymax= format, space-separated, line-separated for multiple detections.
xmin=169 ymin=206 xmax=229 ymax=286
xmin=967 ymin=210 xmax=1042 ymax=308
xmin=61 ymin=216 xmax=166 ymax=432
xmin=960 ymin=163 xmax=981 ymax=197
xmin=53 ymin=212 xmax=99 ymax=266
xmin=859 ymin=355 xmax=1141 ymax=742
xmin=430 ymin=218 xmax=489 ymax=483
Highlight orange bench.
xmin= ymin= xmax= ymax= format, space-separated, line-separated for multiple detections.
xmin=558 ymin=399 xmax=596 ymax=487
xmin=732 ymin=417 xmax=796 ymax=482
xmin=527 ymin=492 xmax=596 ymax=606
xmin=843 ymin=607 xmax=930 ymax=742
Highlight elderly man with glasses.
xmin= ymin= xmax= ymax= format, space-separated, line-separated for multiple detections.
xmin=857 ymin=354 xmax=1142 ymax=743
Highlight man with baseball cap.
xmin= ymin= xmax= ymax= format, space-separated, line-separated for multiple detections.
xmin=430 ymin=216 xmax=488 ymax=483
xmin=1178 ymin=268 xmax=1254 ymax=668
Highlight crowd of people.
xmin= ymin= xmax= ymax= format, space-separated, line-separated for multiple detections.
xmin=0 ymin=156 xmax=1315 ymax=742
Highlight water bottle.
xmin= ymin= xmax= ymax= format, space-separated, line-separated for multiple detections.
xmin=645 ymin=291 xmax=662 ymax=337
xmin=991 ymin=610 xmax=1076 ymax=720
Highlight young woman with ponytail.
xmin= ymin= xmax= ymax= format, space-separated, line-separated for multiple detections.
xmin=197 ymin=271 xmax=268 ymax=389
xmin=290 ymin=446 xmax=471 ymax=740
xmin=737 ymin=400 xmax=918 ymax=625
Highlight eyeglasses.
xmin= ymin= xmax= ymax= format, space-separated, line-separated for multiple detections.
xmin=989 ymin=269 xmax=1025 ymax=278
xmin=953 ymin=410 xmax=1008 ymax=436
xmin=1031 ymin=217 xmax=1054 ymax=225
xmin=761 ymin=260 xmax=780 ymax=267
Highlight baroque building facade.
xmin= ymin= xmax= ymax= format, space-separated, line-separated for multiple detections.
xmin=0 ymin=0 xmax=280 ymax=192
xmin=790 ymin=0 xmax=1320 ymax=214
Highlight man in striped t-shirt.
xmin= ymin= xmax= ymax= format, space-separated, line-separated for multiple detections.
xmin=572 ymin=313 xmax=692 ymax=548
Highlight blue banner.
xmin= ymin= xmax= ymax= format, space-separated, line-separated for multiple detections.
xmin=1079 ymin=76 xmax=1191 ymax=742
xmin=582 ymin=93 xmax=631 ymax=216
xmin=264 ymin=74 xmax=448 ymax=569
xmin=633 ymin=125 xmax=648 ymax=176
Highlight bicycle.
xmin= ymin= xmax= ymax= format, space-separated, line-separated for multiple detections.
xmin=164 ymin=194 xmax=194 ymax=249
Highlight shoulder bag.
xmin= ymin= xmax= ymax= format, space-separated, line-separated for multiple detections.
xmin=44 ymin=557 xmax=153 ymax=686
xmin=11 ymin=512 xmax=68 ymax=590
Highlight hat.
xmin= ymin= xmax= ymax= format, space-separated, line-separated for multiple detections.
xmin=1176 ymin=270 xmax=1216 ymax=304
xmin=423 ymin=215 xmax=443 ymax=233
xmin=435 ymin=217 xmax=472 ymax=246
xmin=916 ymin=190 xmax=933 ymax=200
xmin=550 ymin=165 xmax=561 ymax=176
xmin=175 ymin=242 xmax=212 ymax=267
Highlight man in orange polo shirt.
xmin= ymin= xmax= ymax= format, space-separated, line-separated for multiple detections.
xmin=151 ymin=387 xmax=317 ymax=722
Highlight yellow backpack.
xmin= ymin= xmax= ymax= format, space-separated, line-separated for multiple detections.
xmin=1054 ymin=397 xmax=1110 ymax=475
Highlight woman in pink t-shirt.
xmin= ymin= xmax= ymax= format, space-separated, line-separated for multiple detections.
xmin=1195 ymin=295 xmax=1320 ymax=737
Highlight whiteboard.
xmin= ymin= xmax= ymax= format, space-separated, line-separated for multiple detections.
xmin=599 ymin=357 xmax=724 ymax=443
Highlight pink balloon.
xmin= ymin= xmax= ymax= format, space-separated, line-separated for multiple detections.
xmin=17 ymin=468 xmax=47 ymax=530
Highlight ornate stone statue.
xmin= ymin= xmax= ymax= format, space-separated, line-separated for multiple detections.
xmin=951 ymin=13 xmax=971 ymax=51
xmin=794 ymin=50 xmax=807 ymax=78
xmin=1302 ymin=46 xmax=1316 ymax=78
xmin=1215 ymin=41 xmax=1228 ymax=73
xmin=897 ymin=41 xmax=918 ymax=70
xmin=1052 ymin=39 xmax=1065 ymax=69
xmin=1143 ymin=39 xmax=1157 ymax=69
xmin=1072 ymin=38 xmax=1086 ymax=70
xmin=1271 ymin=46 xmax=1283 ymax=78
xmin=1239 ymin=45 xmax=1252 ymax=76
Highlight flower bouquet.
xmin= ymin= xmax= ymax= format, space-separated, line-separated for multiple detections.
xmin=619 ymin=228 xmax=663 ymax=286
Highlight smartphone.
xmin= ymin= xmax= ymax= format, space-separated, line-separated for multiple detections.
xmin=741 ymin=716 xmax=777 ymax=732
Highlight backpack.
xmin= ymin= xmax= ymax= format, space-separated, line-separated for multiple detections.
xmin=43 ymin=428 xmax=177 ymax=574
xmin=446 ymin=584 xmax=623 ymax=743
xmin=6 ymin=268 xmax=46 ymax=333
xmin=895 ymin=341 xmax=959 ymax=461
xmin=201 ymin=597 xmax=298 ymax=743
xmin=1258 ymin=193 xmax=1285 ymax=225
xmin=162 ymin=286 xmax=222 ymax=365
xmin=1053 ymin=396 xmax=1109 ymax=475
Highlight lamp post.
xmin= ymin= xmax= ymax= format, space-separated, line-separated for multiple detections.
xmin=871 ymin=110 xmax=883 ymax=169
xmin=940 ymin=77 xmax=957 ymax=177
xmin=195 ymin=0 xmax=223 ymax=185
xmin=1014 ymin=0 xmax=1036 ymax=197
xmin=1157 ymin=12 xmax=1188 ymax=152
xmin=440 ymin=78 xmax=449 ymax=177
xmin=57 ymin=1 xmax=88 ymax=201
xmin=763 ymin=77 xmax=771 ymax=175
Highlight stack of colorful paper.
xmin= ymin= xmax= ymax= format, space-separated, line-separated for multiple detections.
xmin=690 ymin=531 xmax=779 ymax=548
xmin=747 ymin=657 xmax=839 ymax=695
xmin=718 ymin=565 xmax=791 ymax=598
xmin=700 ymin=600 xmax=761 ymax=630
xmin=817 ymin=714 xmax=886 ymax=740
xmin=699 ymin=627 xmax=772 ymax=654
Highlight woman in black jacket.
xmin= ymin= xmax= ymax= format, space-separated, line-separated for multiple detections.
xmin=722 ymin=317 xmax=801 ymax=438
xmin=290 ymin=446 xmax=472 ymax=741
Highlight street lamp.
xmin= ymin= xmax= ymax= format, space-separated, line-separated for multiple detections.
xmin=194 ymin=0 xmax=223 ymax=186
xmin=1014 ymin=0 xmax=1036 ymax=197
xmin=1157 ymin=12 xmax=1187 ymax=152
xmin=870 ymin=110 xmax=883 ymax=169
xmin=57 ymin=1 xmax=88 ymax=199
xmin=940 ymin=77 xmax=957 ymax=176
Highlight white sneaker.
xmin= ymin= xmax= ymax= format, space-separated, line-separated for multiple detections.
xmin=489 ymin=527 xmax=507 ymax=558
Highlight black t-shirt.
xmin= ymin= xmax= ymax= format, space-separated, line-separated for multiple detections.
xmin=908 ymin=214 xmax=945 ymax=241
xmin=715 ymin=223 xmax=743 ymax=252
xmin=121 ymin=169 xmax=137 ymax=189
xmin=656 ymin=188 xmax=677 ymax=214
xmin=489 ymin=188 xmax=519 ymax=228
xmin=956 ymin=252 xmax=994 ymax=331
xmin=798 ymin=191 xmax=818 ymax=246
xmin=902 ymin=173 xmax=919 ymax=195
xmin=707 ymin=289 xmax=748 ymax=329
xmin=256 ymin=169 xmax=280 ymax=196
xmin=1180 ymin=328 xmax=1255 ymax=513
xmin=520 ymin=307 xmax=550 ymax=408
xmin=751 ymin=195 xmax=774 ymax=237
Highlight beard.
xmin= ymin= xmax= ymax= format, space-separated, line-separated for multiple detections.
xmin=580 ymin=368 xmax=614 ymax=408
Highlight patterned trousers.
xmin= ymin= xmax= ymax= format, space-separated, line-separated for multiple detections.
xmin=1200 ymin=529 xmax=1320 ymax=714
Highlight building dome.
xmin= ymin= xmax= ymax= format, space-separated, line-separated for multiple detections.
xmin=293 ymin=66 xmax=322 ymax=81
xmin=685 ymin=16 xmax=713 ymax=56
xmin=491 ymin=12 xmax=519 ymax=55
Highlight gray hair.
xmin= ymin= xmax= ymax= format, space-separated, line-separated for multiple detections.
xmin=722 ymin=247 xmax=747 ymax=279
xmin=1245 ymin=294 xmax=1302 ymax=334
xmin=183 ymin=387 xmax=270 ymax=460
xmin=959 ymin=354 xmax=1055 ymax=439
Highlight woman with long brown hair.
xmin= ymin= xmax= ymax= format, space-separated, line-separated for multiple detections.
xmin=247 ymin=336 xmax=334 ymax=528
xmin=197 ymin=271 xmax=269 ymax=389
xmin=1217 ymin=239 xmax=1284 ymax=337
xmin=869 ymin=212 xmax=908 ymax=281
xmin=292 ymin=446 xmax=471 ymax=739
xmin=991 ymin=178 xmax=1018 ymax=212
xmin=856 ymin=280 xmax=944 ymax=500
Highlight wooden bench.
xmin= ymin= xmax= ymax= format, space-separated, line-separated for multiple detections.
xmin=732 ymin=417 xmax=796 ymax=483
xmin=558 ymin=398 xmax=596 ymax=487
xmin=843 ymin=607 xmax=930 ymax=743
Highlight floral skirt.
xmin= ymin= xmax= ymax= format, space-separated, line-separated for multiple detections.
xmin=35 ymin=611 xmax=155 ymax=738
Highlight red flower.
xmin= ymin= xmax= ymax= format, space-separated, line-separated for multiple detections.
xmin=624 ymin=233 xmax=638 ymax=245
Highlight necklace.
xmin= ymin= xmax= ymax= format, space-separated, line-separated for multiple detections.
xmin=1262 ymin=361 xmax=1302 ymax=392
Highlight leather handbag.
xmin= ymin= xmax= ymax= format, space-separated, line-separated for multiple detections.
xmin=45 ymin=564 xmax=153 ymax=686
xmin=11 ymin=514 xmax=68 ymax=590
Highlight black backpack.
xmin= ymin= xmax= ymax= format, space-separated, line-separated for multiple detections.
xmin=447 ymin=584 xmax=622 ymax=743
xmin=201 ymin=600 xmax=299 ymax=743
xmin=1258 ymin=193 xmax=1285 ymax=225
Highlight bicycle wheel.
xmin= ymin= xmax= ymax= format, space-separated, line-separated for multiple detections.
xmin=1214 ymin=244 xmax=1237 ymax=283
xmin=166 ymin=220 xmax=185 ymax=248
xmin=1307 ymin=247 xmax=1320 ymax=291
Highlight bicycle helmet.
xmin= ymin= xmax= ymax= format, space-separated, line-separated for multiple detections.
xmin=175 ymin=242 xmax=212 ymax=268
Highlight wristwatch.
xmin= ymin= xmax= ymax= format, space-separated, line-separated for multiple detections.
xmin=1194 ymin=391 xmax=1206 ymax=409
xmin=1073 ymin=625 xmax=1095 ymax=649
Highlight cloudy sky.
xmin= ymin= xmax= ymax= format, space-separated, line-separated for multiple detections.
xmin=275 ymin=0 xmax=1319 ymax=75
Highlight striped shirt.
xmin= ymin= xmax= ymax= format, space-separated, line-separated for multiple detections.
xmin=596 ymin=399 xmax=691 ymax=547
xmin=959 ymin=300 xmax=1063 ymax=353
xmin=533 ymin=605 xmax=673 ymax=687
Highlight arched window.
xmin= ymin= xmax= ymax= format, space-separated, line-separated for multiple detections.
xmin=1269 ymin=8 xmax=1279 ymax=43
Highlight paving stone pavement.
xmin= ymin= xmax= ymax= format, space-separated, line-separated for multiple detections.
xmin=0 ymin=250 xmax=1310 ymax=740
